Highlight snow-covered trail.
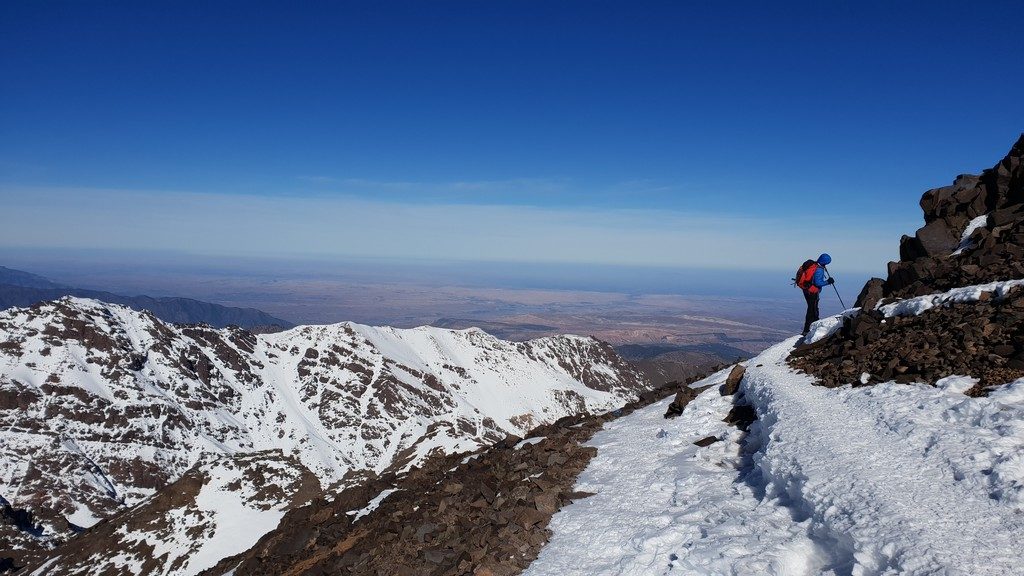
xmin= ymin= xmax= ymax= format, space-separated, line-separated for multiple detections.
xmin=525 ymin=366 xmax=833 ymax=576
xmin=745 ymin=339 xmax=1024 ymax=575
xmin=528 ymin=338 xmax=1024 ymax=576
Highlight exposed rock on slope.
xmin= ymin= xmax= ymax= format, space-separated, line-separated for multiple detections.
xmin=201 ymin=420 xmax=603 ymax=576
xmin=793 ymin=283 xmax=1024 ymax=391
xmin=0 ymin=297 xmax=646 ymax=570
xmin=193 ymin=378 xmax=709 ymax=576
xmin=860 ymin=134 xmax=1024 ymax=306
xmin=26 ymin=451 xmax=322 ymax=576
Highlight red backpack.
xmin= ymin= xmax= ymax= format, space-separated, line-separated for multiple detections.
xmin=794 ymin=259 xmax=819 ymax=292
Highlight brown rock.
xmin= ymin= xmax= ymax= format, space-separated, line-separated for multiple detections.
xmin=534 ymin=493 xmax=558 ymax=515
xmin=855 ymin=278 xmax=886 ymax=310
xmin=693 ymin=436 xmax=719 ymax=447
xmin=719 ymin=364 xmax=746 ymax=396
xmin=663 ymin=385 xmax=700 ymax=418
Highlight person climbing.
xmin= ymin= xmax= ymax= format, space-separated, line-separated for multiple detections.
xmin=795 ymin=253 xmax=835 ymax=335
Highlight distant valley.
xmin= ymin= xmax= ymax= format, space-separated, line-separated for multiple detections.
xmin=1 ymin=263 xmax=808 ymax=385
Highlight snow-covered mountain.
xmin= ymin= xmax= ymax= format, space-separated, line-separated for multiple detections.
xmin=0 ymin=297 xmax=646 ymax=570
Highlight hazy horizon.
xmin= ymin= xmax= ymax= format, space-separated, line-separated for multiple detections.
xmin=0 ymin=248 xmax=861 ymax=341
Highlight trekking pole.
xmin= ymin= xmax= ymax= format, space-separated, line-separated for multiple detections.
xmin=823 ymin=266 xmax=847 ymax=309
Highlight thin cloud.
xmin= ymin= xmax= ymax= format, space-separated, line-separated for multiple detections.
xmin=0 ymin=185 xmax=905 ymax=273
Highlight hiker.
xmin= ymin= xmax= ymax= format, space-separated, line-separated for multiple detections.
xmin=795 ymin=253 xmax=835 ymax=335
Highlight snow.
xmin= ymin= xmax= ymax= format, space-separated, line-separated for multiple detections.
xmin=27 ymin=557 xmax=61 ymax=576
xmin=527 ymin=367 xmax=829 ymax=575
xmin=78 ymin=454 xmax=304 ymax=576
xmin=65 ymin=503 xmax=102 ymax=528
xmin=934 ymin=375 xmax=978 ymax=394
xmin=251 ymin=320 xmax=639 ymax=480
xmin=952 ymin=214 xmax=989 ymax=256
xmin=514 ymin=436 xmax=546 ymax=450
xmin=803 ymin=279 xmax=1024 ymax=345
xmin=180 ymin=463 xmax=288 ymax=575
xmin=348 ymin=488 xmax=398 ymax=522
xmin=803 ymin=307 xmax=860 ymax=344
xmin=878 ymin=278 xmax=1024 ymax=317
xmin=528 ymin=339 xmax=1024 ymax=575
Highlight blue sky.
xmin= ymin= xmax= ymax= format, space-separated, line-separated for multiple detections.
xmin=1 ymin=1 xmax=1022 ymax=275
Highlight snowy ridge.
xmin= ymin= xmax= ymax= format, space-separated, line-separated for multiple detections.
xmin=0 ymin=297 xmax=645 ymax=568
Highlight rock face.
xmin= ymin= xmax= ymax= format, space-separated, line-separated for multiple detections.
xmin=857 ymin=134 xmax=1024 ymax=306
xmin=0 ymin=297 xmax=647 ymax=571
xmin=799 ymin=135 xmax=1024 ymax=394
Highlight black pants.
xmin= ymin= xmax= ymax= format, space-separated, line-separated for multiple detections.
xmin=803 ymin=290 xmax=820 ymax=334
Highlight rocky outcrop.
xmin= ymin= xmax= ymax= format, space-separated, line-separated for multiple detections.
xmin=857 ymin=134 xmax=1024 ymax=306
xmin=800 ymin=136 xmax=1024 ymax=395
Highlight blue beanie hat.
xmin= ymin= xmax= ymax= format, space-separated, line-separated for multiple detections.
xmin=817 ymin=253 xmax=832 ymax=266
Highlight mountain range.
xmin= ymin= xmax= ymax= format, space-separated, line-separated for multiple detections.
xmin=0 ymin=266 xmax=292 ymax=331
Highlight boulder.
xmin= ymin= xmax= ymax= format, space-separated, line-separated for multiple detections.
xmin=718 ymin=364 xmax=746 ymax=396
xmin=913 ymin=220 xmax=959 ymax=258
xmin=663 ymin=385 xmax=700 ymax=418
xmin=693 ymin=436 xmax=719 ymax=447
xmin=855 ymin=278 xmax=885 ymax=310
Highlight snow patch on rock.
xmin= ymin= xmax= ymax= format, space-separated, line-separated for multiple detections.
xmin=803 ymin=279 xmax=1024 ymax=346
xmin=803 ymin=307 xmax=860 ymax=344
xmin=952 ymin=213 xmax=990 ymax=256
xmin=878 ymin=278 xmax=1024 ymax=317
